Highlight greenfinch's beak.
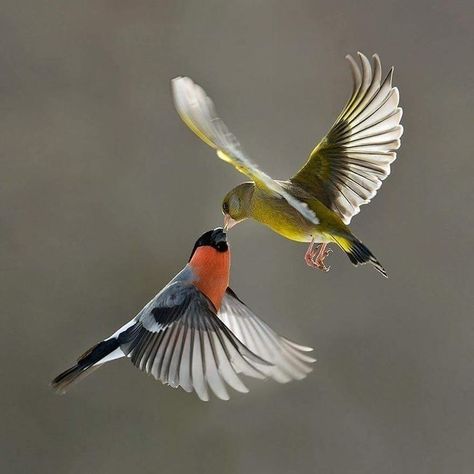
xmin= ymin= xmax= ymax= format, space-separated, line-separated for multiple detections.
xmin=223 ymin=214 xmax=237 ymax=231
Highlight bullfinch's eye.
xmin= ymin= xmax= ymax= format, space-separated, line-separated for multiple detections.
xmin=215 ymin=241 xmax=227 ymax=252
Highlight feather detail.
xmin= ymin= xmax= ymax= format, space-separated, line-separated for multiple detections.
xmin=292 ymin=52 xmax=402 ymax=224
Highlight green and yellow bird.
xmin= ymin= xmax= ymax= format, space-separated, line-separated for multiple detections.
xmin=172 ymin=53 xmax=402 ymax=277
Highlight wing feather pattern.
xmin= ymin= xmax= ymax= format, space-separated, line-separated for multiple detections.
xmin=119 ymin=282 xmax=270 ymax=401
xmin=292 ymin=53 xmax=402 ymax=224
xmin=172 ymin=76 xmax=318 ymax=225
xmin=218 ymin=288 xmax=315 ymax=384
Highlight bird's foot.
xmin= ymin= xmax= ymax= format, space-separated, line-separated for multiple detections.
xmin=304 ymin=238 xmax=317 ymax=268
xmin=305 ymin=242 xmax=332 ymax=272
xmin=305 ymin=250 xmax=319 ymax=268
xmin=314 ymin=253 xmax=331 ymax=272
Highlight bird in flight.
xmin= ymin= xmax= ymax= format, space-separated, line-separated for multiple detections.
xmin=51 ymin=228 xmax=314 ymax=401
xmin=172 ymin=53 xmax=402 ymax=277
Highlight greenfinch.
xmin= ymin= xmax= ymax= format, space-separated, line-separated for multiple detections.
xmin=172 ymin=53 xmax=402 ymax=277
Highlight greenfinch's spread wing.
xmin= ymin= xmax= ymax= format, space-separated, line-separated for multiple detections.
xmin=172 ymin=76 xmax=318 ymax=225
xmin=291 ymin=53 xmax=403 ymax=224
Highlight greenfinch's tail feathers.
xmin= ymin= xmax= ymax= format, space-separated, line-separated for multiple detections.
xmin=334 ymin=236 xmax=387 ymax=278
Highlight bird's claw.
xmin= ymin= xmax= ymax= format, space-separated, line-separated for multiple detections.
xmin=311 ymin=255 xmax=331 ymax=272
xmin=316 ymin=260 xmax=331 ymax=272
xmin=322 ymin=248 xmax=332 ymax=258
xmin=304 ymin=252 xmax=317 ymax=268
xmin=305 ymin=243 xmax=332 ymax=272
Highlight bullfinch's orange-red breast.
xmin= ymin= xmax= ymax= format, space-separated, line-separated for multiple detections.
xmin=51 ymin=228 xmax=314 ymax=401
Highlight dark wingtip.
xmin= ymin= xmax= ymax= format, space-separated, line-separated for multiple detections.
xmin=50 ymin=365 xmax=82 ymax=394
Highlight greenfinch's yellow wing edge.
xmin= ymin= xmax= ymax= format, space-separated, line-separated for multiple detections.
xmin=171 ymin=76 xmax=318 ymax=225
xmin=291 ymin=52 xmax=403 ymax=224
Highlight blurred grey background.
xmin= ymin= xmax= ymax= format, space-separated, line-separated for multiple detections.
xmin=1 ymin=1 xmax=473 ymax=473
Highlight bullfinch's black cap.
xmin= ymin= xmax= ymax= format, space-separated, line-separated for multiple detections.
xmin=189 ymin=228 xmax=228 ymax=260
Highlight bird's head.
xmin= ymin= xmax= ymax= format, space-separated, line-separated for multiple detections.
xmin=189 ymin=227 xmax=229 ymax=261
xmin=222 ymin=182 xmax=254 ymax=230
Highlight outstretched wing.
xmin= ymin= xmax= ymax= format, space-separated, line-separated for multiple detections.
xmin=172 ymin=76 xmax=318 ymax=225
xmin=119 ymin=282 xmax=271 ymax=401
xmin=291 ymin=53 xmax=403 ymax=224
xmin=218 ymin=288 xmax=315 ymax=384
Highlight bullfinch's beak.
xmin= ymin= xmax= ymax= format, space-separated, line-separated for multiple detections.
xmin=223 ymin=214 xmax=237 ymax=231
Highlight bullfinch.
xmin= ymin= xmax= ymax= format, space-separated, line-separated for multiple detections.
xmin=52 ymin=228 xmax=314 ymax=401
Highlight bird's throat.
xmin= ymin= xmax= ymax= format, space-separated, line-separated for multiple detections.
xmin=191 ymin=248 xmax=230 ymax=310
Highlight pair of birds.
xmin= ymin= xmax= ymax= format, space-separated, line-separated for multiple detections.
xmin=52 ymin=53 xmax=402 ymax=400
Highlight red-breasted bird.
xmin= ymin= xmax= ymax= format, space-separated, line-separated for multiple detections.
xmin=172 ymin=53 xmax=403 ymax=277
xmin=51 ymin=228 xmax=314 ymax=401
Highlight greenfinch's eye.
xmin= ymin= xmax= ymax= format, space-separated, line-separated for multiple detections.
xmin=222 ymin=201 xmax=229 ymax=214
xmin=229 ymin=195 xmax=240 ymax=213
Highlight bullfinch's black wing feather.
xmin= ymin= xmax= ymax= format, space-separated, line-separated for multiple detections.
xmin=218 ymin=288 xmax=315 ymax=383
xmin=119 ymin=282 xmax=271 ymax=401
